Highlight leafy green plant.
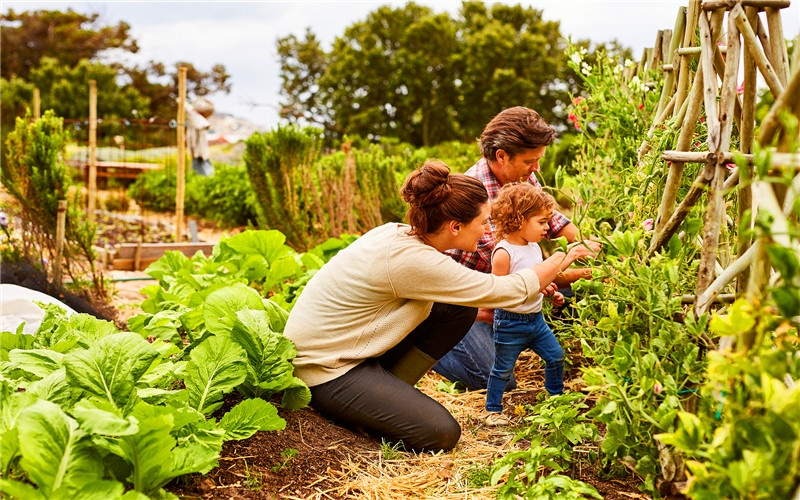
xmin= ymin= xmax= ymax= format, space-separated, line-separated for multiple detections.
xmin=0 ymin=307 xmax=287 ymax=498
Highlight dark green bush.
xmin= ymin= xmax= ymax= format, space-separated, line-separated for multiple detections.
xmin=185 ymin=164 xmax=258 ymax=228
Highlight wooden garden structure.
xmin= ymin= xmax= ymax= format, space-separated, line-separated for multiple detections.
xmin=628 ymin=0 xmax=798 ymax=490
xmin=633 ymin=0 xmax=799 ymax=317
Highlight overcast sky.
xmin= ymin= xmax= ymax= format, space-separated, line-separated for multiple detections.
xmin=4 ymin=1 xmax=799 ymax=129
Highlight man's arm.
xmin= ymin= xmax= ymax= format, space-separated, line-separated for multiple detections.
xmin=554 ymin=222 xmax=579 ymax=243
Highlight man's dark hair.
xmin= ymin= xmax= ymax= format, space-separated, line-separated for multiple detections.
xmin=479 ymin=106 xmax=557 ymax=161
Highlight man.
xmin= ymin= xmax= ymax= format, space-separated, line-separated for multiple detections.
xmin=433 ymin=106 xmax=588 ymax=391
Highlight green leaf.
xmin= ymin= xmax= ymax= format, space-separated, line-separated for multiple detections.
xmin=17 ymin=399 xmax=103 ymax=497
xmin=709 ymin=299 xmax=756 ymax=338
xmin=26 ymin=368 xmax=73 ymax=407
xmin=224 ymin=229 xmax=292 ymax=263
xmin=0 ymin=478 xmax=46 ymax=500
xmin=218 ymin=398 xmax=285 ymax=441
xmin=73 ymin=399 xmax=140 ymax=436
xmin=64 ymin=332 xmax=160 ymax=413
xmin=766 ymin=244 xmax=800 ymax=281
xmin=203 ymin=284 xmax=266 ymax=335
xmin=8 ymin=348 xmax=63 ymax=380
xmin=184 ymin=335 xmax=247 ymax=415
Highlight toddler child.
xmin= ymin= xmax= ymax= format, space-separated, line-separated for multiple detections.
xmin=484 ymin=183 xmax=593 ymax=426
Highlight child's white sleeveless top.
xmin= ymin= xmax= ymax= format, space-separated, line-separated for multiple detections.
xmin=493 ymin=240 xmax=544 ymax=314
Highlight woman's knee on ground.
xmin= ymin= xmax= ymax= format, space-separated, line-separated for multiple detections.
xmin=405 ymin=412 xmax=461 ymax=452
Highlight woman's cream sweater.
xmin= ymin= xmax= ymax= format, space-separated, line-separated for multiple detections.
xmin=284 ymin=223 xmax=541 ymax=386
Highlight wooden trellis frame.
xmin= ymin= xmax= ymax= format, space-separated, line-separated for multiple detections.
xmin=635 ymin=0 xmax=799 ymax=318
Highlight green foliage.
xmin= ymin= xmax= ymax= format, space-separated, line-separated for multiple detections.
xmin=185 ymin=164 xmax=259 ymax=228
xmin=245 ymin=127 xmax=405 ymax=250
xmin=277 ymin=1 xmax=579 ymax=146
xmin=490 ymin=393 xmax=601 ymax=499
xmin=126 ymin=166 xmax=178 ymax=213
xmin=656 ymin=301 xmax=800 ymax=499
xmin=1 ymin=110 xmax=99 ymax=287
xmin=0 ymin=309 xmax=286 ymax=498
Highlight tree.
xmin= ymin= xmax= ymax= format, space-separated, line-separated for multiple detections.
xmin=277 ymin=29 xmax=332 ymax=132
xmin=276 ymin=1 xmax=581 ymax=147
xmin=0 ymin=9 xmax=138 ymax=80
xmin=453 ymin=1 xmax=567 ymax=140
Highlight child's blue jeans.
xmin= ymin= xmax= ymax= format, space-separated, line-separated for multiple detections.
xmin=485 ymin=309 xmax=564 ymax=412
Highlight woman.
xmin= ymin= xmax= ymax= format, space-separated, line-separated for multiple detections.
xmin=284 ymin=160 xmax=600 ymax=452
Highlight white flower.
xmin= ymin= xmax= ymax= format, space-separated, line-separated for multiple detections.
xmin=581 ymin=62 xmax=592 ymax=76
xmin=624 ymin=58 xmax=635 ymax=68
xmin=570 ymin=52 xmax=582 ymax=65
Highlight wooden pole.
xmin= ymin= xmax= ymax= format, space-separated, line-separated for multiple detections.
xmin=33 ymin=88 xmax=40 ymax=120
xmin=765 ymin=7 xmax=791 ymax=86
xmin=175 ymin=66 xmax=187 ymax=244
xmin=656 ymin=6 xmax=687 ymax=119
xmin=88 ymin=80 xmax=97 ymax=224
xmin=53 ymin=200 xmax=66 ymax=288
xmin=674 ymin=0 xmax=701 ymax=115
xmin=701 ymin=0 xmax=790 ymax=9
xmin=737 ymin=6 xmax=759 ymax=294
xmin=654 ymin=65 xmax=705 ymax=233
xmin=731 ymin=4 xmax=784 ymax=97
xmin=699 ymin=11 xmax=722 ymax=152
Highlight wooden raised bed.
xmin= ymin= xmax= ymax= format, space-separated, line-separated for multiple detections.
xmin=111 ymin=242 xmax=215 ymax=271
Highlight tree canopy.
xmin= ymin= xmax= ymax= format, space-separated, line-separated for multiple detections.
xmin=277 ymin=1 xmax=614 ymax=147
xmin=0 ymin=8 xmax=230 ymax=147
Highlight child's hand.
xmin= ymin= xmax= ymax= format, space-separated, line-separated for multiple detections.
xmin=541 ymin=282 xmax=559 ymax=297
xmin=549 ymin=291 xmax=565 ymax=307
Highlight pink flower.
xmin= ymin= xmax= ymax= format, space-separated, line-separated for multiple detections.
xmin=699 ymin=116 xmax=706 ymax=123
xmin=654 ymin=382 xmax=663 ymax=394
xmin=737 ymin=82 xmax=744 ymax=95
xmin=642 ymin=218 xmax=654 ymax=231
xmin=638 ymin=104 xmax=644 ymax=110
xmin=725 ymin=163 xmax=736 ymax=171
xmin=574 ymin=122 xmax=581 ymax=130
xmin=568 ymin=113 xmax=578 ymax=122
xmin=573 ymin=96 xmax=584 ymax=105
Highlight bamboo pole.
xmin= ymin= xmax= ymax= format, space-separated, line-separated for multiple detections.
xmin=696 ymin=13 xmax=742 ymax=305
xmin=765 ymin=7 xmax=791 ymax=86
xmin=696 ymin=239 xmax=760 ymax=314
xmin=731 ymin=4 xmax=784 ymax=97
xmin=53 ymin=200 xmax=66 ymax=288
xmin=175 ymin=66 xmax=187 ymax=244
xmin=33 ymin=88 xmax=40 ymax=119
xmin=88 ymin=80 xmax=97 ymax=224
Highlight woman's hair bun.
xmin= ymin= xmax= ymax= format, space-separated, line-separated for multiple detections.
xmin=401 ymin=160 xmax=452 ymax=207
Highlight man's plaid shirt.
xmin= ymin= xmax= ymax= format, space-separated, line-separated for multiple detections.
xmin=446 ymin=158 xmax=571 ymax=273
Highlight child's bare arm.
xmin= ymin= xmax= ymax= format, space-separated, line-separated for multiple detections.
xmin=491 ymin=248 xmax=511 ymax=277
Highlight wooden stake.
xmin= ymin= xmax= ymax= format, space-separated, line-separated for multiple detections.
xmin=175 ymin=66 xmax=187 ymax=244
xmin=88 ymin=80 xmax=97 ymax=224
xmin=33 ymin=88 xmax=40 ymax=120
xmin=765 ymin=7 xmax=791 ymax=86
xmin=656 ymin=6 xmax=687 ymax=119
xmin=53 ymin=200 xmax=66 ymax=287
xmin=674 ymin=0 xmax=701 ymax=115
xmin=701 ymin=0 xmax=790 ymax=9
xmin=699 ymin=11 xmax=722 ymax=152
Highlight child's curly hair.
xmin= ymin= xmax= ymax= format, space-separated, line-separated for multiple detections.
xmin=491 ymin=183 xmax=555 ymax=239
